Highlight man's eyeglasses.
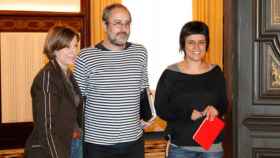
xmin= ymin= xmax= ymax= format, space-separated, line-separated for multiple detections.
xmin=186 ymin=40 xmax=207 ymax=48
xmin=107 ymin=21 xmax=131 ymax=28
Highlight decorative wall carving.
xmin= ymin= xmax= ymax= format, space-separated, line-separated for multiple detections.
xmin=0 ymin=17 xmax=82 ymax=32
xmin=272 ymin=61 xmax=280 ymax=87
xmin=272 ymin=0 xmax=280 ymax=24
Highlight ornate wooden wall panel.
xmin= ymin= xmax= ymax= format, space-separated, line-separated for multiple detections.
xmin=253 ymin=0 xmax=280 ymax=104
xmin=0 ymin=12 xmax=89 ymax=48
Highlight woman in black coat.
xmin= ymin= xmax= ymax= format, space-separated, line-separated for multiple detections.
xmin=24 ymin=26 xmax=83 ymax=158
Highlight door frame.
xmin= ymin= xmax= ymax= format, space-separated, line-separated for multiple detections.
xmin=223 ymin=0 xmax=237 ymax=158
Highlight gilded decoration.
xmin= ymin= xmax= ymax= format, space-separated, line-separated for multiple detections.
xmin=272 ymin=61 xmax=280 ymax=87
xmin=272 ymin=0 xmax=280 ymax=24
xmin=0 ymin=19 xmax=82 ymax=32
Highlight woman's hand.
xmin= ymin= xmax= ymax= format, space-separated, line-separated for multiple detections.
xmin=202 ymin=105 xmax=219 ymax=121
xmin=191 ymin=109 xmax=203 ymax=121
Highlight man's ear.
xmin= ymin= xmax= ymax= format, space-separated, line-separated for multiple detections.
xmin=103 ymin=21 xmax=108 ymax=32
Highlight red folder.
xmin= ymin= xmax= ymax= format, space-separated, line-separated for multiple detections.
xmin=192 ymin=117 xmax=225 ymax=150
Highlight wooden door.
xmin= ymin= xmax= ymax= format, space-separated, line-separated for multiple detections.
xmin=224 ymin=0 xmax=280 ymax=157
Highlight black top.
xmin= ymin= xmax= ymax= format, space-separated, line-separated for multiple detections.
xmin=154 ymin=65 xmax=227 ymax=146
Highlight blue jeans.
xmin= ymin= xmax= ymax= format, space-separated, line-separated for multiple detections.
xmin=71 ymin=138 xmax=83 ymax=158
xmin=168 ymin=144 xmax=223 ymax=158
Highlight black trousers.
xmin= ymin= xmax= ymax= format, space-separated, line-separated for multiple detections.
xmin=84 ymin=137 xmax=144 ymax=158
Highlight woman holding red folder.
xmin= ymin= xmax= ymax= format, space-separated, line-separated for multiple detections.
xmin=154 ymin=21 xmax=227 ymax=158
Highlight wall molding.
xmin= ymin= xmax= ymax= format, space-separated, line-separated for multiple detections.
xmin=243 ymin=116 xmax=280 ymax=132
xmin=253 ymin=148 xmax=280 ymax=158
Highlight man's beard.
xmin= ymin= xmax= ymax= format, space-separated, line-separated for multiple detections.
xmin=109 ymin=32 xmax=129 ymax=46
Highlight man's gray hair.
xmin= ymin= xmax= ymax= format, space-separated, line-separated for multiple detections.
xmin=102 ymin=3 xmax=131 ymax=24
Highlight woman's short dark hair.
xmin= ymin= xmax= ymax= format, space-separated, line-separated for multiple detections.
xmin=102 ymin=3 xmax=131 ymax=24
xmin=179 ymin=21 xmax=209 ymax=55
xmin=43 ymin=25 xmax=79 ymax=60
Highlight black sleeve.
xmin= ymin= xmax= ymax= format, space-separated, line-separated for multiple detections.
xmin=154 ymin=70 xmax=193 ymax=123
xmin=215 ymin=67 xmax=228 ymax=117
